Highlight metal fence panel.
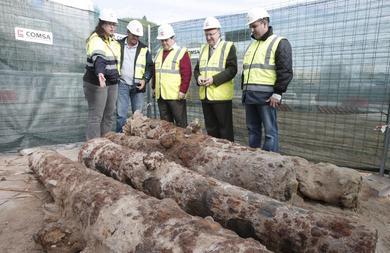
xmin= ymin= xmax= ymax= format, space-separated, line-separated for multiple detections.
xmin=0 ymin=0 xmax=128 ymax=152
xmin=0 ymin=0 xmax=389 ymax=172
xmin=148 ymin=0 xmax=390 ymax=170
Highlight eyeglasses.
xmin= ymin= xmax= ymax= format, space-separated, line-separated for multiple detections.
xmin=128 ymin=32 xmax=140 ymax=38
xmin=105 ymin=22 xmax=117 ymax=27
xmin=205 ymin=31 xmax=219 ymax=37
xmin=160 ymin=38 xmax=172 ymax=42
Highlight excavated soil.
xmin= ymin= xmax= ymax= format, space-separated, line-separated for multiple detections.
xmin=0 ymin=144 xmax=389 ymax=252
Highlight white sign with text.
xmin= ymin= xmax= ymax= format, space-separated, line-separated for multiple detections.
xmin=188 ymin=47 xmax=200 ymax=59
xmin=15 ymin=27 xmax=53 ymax=45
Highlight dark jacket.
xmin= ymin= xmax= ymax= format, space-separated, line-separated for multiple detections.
xmin=194 ymin=42 xmax=238 ymax=102
xmin=242 ymin=26 xmax=293 ymax=104
xmin=118 ymin=37 xmax=154 ymax=93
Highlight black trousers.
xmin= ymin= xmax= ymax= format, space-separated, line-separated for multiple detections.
xmin=157 ymin=99 xmax=187 ymax=128
xmin=201 ymin=101 xmax=234 ymax=141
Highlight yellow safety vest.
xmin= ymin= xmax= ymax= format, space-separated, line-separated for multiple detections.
xmin=198 ymin=41 xmax=234 ymax=100
xmin=86 ymin=32 xmax=121 ymax=74
xmin=134 ymin=47 xmax=148 ymax=82
xmin=242 ymin=34 xmax=283 ymax=91
xmin=154 ymin=47 xmax=187 ymax=100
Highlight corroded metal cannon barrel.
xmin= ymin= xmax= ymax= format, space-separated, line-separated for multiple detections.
xmin=30 ymin=150 xmax=271 ymax=253
xmin=118 ymin=112 xmax=362 ymax=208
xmin=79 ymin=138 xmax=377 ymax=253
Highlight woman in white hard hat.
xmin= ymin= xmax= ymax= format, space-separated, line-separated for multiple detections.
xmin=83 ymin=9 xmax=121 ymax=140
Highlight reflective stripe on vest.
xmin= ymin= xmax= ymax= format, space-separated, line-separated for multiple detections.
xmin=86 ymin=33 xmax=121 ymax=74
xmin=242 ymin=35 xmax=283 ymax=88
xmin=154 ymin=47 xmax=187 ymax=100
xmin=199 ymin=41 xmax=234 ymax=100
xmin=134 ymin=47 xmax=148 ymax=82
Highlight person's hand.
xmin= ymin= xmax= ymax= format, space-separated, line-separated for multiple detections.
xmin=266 ymin=94 xmax=281 ymax=108
xmin=203 ymin=77 xmax=213 ymax=87
xmin=137 ymin=79 xmax=146 ymax=90
xmin=178 ymin=91 xmax=186 ymax=100
xmin=98 ymin=73 xmax=106 ymax=88
xmin=198 ymin=76 xmax=206 ymax=86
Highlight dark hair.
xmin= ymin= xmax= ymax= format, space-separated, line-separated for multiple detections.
xmin=261 ymin=17 xmax=270 ymax=25
xmin=86 ymin=20 xmax=110 ymax=42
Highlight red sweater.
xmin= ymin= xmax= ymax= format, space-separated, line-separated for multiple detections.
xmin=153 ymin=49 xmax=192 ymax=94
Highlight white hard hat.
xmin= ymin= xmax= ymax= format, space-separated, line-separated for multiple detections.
xmin=157 ymin=24 xmax=175 ymax=40
xmin=203 ymin=17 xmax=221 ymax=30
xmin=127 ymin=20 xmax=143 ymax=37
xmin=99 ymin=9 xmax=118 ymax=23
xmin=246 ymin=8 xmax=270 ymax=25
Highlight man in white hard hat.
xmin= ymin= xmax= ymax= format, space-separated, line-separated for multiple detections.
xmin=153 ymin=24 xmax=192 ymax=128
xmin=242 ymin=8 xmax=293 ymax=152
xmin=116 ymin=20 xmax=154 ymax=132
xmin=194 ymin=17 xmax=237 ymax=141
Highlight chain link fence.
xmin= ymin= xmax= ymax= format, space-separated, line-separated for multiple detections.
xmin=147 ymin=0 xmax=390 ymax=171
xmin=0 ymin=0 xmax=389 ymax=172
xmin=0 ymin=0 xmax=128 ymax=151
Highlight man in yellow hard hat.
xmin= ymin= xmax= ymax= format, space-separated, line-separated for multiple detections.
xmin=153 ymin=24 xmax=192 ymax=128
xmin=194 ymin=17 xmax=237 ymax=141
xmin=242 ymin=8 xmax=293 ymax=152
xmin=116 ymin=20 xmax=153 ymax=132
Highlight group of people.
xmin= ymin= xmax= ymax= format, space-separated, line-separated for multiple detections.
xmin=83 ymin=7 xmax=293 ymax=153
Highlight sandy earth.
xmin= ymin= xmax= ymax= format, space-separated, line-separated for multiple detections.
xmin=0 ymin=145 xmax=80 ymax=253
xmin=0 ymin=144 xmax=389 ymax=253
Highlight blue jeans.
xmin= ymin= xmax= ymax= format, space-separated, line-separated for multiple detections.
xmin=116 ymin=80 xmax=144 ymax=132
xmin=245 ymin=104 xmax=279 ymax=152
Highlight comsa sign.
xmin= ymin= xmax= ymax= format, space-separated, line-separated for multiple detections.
xmin=15 ymin=27 xmax=53 ymax=45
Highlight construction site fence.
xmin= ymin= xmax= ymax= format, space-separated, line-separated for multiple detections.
xmin=0 ymin=0 xmax=389 ymax=173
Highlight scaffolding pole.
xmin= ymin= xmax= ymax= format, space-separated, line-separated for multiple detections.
xmin=379 ymin=104 xmax=390 ymax=176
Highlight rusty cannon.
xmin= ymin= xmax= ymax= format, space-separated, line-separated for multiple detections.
xmin=29 ymin=149 xmax=271 ymax=253
xmin=115 ymin=112 xmax=362 ymax=208
xmin=79 ymin=138 xmax=377 ymax=253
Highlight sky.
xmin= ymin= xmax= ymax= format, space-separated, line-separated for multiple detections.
xmin=51 ymin=0 xmax=306 ymax=24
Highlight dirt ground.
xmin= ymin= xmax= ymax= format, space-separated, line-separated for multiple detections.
xmin=0 ymin=144 xmax=80 ymax=253
xmin=0 ymin=144 xmax=389 ymax=253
